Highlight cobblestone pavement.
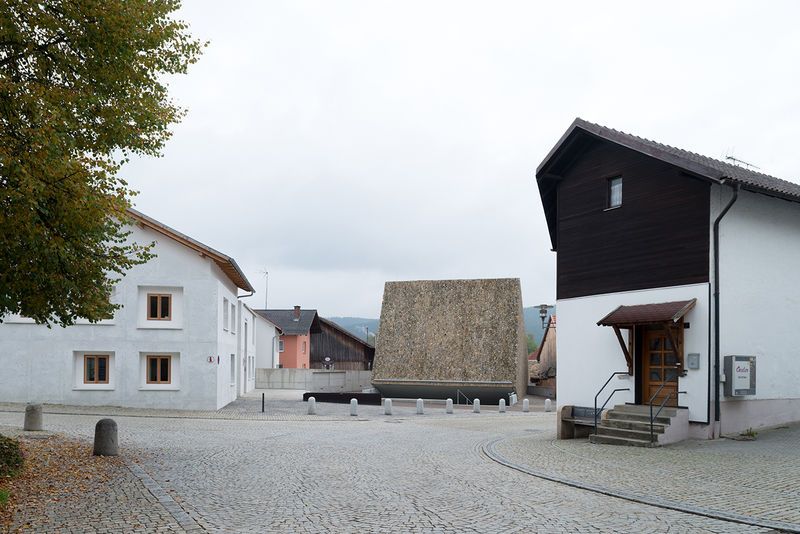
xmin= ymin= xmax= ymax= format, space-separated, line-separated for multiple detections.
xmin=492 ymin=420 xmax=800 ymax=532
xmin=0 ymin=404 xmax=785 ymax=533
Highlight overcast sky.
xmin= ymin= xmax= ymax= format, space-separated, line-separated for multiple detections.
xmin=122 ymin=1 xmax=800 ymax=318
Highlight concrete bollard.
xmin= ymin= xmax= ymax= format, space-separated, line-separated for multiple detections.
xmin=416 ymin=398 xmax=424 ymax=415
xmin=307 ymin=397 xmax=316 ymax=415
xmin=522 ymin=398 xmax=530 ymax=413
xmin=510 ymin=393 xmax=518 ymax=406
xmin=23 ymin=403 xmax=43 ymax=431
xmin=545 ymin=398 xmax=553 ymax=412
xmin=384 ymin=398 xmax=393 ymax=416
xmin=93 ymin=418 xmax=118 ymax=456
xmin=350 ymin=398 xmax=358 ymax=416
xmin=499 ymin=399 xmax=506 ymax=413
xmin=446 ymin=398 xmax=453 ymax=414
xmin=473 ymin=399 xmax=481 ymax=413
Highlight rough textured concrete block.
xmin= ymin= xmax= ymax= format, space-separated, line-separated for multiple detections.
xmin=307 ymin=397 xmax=316 ymax=415
xmin=93 ymin=418 xmax=118 ymax=456
xmin=473 ymin=399 xmax=481 ymax=413
xmin=416 ymin=398 xmax=424 ymax=415
xmin=522 ymin=398 xmax=530 ymax=412
xmin=24 ymin=404 xmax=43 ymax=431
xmin=350 ymin=399 xmax=358 ymax=417
xmin=446 ymin=398 xmax=453 ymax=414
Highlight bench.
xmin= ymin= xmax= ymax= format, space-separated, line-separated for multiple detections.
xmin=558 ymin=405 xmax=599 ymax=439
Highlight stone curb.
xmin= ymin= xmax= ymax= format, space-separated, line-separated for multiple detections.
xmin=127 ymin=461 xmax=205 ymax=532
xmin=481 ymin=436 xmax=800 ymax=534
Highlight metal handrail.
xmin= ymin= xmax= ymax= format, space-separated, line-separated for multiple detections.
xmin=593 ymin=371 xmax=630 ymax=435
xmin=455 ymin=389 xmax=472 ymax=406
xmin=649 ymin=385 xmax=686 ymax=443
xmin=594 ymin=388 xmax=630 ymax=435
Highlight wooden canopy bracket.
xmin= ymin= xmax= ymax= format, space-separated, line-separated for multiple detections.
xmin=664 ymin=322 xmax=684 ymax=371
xmin=612 ymin=325 xmax=634 ymax=375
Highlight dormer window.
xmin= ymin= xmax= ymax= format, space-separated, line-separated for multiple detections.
xmin=147 ymin=293 xmax=171 ymax=320
xmin=607 ymin=176 xmax=622 ymax=209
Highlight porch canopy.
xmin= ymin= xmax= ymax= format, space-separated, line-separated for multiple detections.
xmin=596 ymin=299 xmax=696 ymax=374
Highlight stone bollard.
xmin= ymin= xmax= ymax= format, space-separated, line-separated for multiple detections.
xmin=473 ymin=399 xmax=481 ymax=413
xmin=416 ymin=398 xmax=424 ymax=415
xmin=24 ymin=403 xmax=43 ymax=431
xmin=446 ymin=398 xmax=453 ymax=414
xmin=545 ymin=398 xmax=553 ymax=412
xmin=510 ymin=393 xmax=518 ymax=406
xmin=350 ymin=398 xmax=358 ymax=417
xmin=307 ymin=397 xmax=316 ymax=415
xmin=522 ymin=398 xmax=530 ymax=413
xmin=499 ymin=399 xmax=506 ymax=413
xmin=384 ymin=398 xmax=393 ymax=416
xmin=93 ymin=418 xmax=118 ymax=456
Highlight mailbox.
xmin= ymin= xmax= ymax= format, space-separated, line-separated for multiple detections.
xmin=723 ymin=355 xmax=756 ymax=396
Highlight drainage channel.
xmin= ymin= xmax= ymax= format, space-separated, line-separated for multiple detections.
xmin=481 ymin=436 xmax=798 ymax=534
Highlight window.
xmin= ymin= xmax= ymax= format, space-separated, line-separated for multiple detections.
xmin=278 ymin=339 xmax=285 ymax=352
xmin=84 ymin=354 xmax=109 ymax=384
xmin=230 ymin=303 xmax=236 ymax=333
xmin=607 ymin=176 xmax=622 ymax=209
xmin=223 ymin=298 xmax=229 ymax=331
xmin=146 ymin=355 xmax=171 ymax=384
xmin=147 ymin=294 xmax=171 ymax=320
xmin=230 ymin=354 xmax=235 ymax=385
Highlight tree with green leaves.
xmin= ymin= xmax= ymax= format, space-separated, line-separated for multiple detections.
xmin=0 ymin=1 xmax=204 ymax=326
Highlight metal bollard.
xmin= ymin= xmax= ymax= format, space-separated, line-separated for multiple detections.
xmin=262 ymin=392 xmax=265 ymax=413
xmin=522 ymin=398 xmax=530 ymax=413
xmin=24 ymin=403 xmax=43 ymax=431
xmin=545 ymin=398 xmax=553 ymax=412
xmin=93 ymin=418 xmax=119 ymax=456
xmin=350 ymin=398 xmax=358 ymax=417
xmin=307 ymin=396 xmax=316 ymax=415
xmin=499 ymin=399 xmax=506 ymax=413
xmin=416 ymin=398 xmax=424 ymax=415
xmin=384 ymin=398 xmax=393 ymax=416
xmin=446 ymin=398 xmax=453 ymax=414
xmin=473 ymin=399 xmax=481 ymax=413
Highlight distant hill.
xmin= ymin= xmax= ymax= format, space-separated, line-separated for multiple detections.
xmin=327 ymin=305 xmax=555 ymax=346
xmin=326 ymin=317 xmax=379 ymax=343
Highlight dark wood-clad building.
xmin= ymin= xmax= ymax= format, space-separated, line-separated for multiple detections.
xmin=310 ymin=318 xmax=375 ymax=371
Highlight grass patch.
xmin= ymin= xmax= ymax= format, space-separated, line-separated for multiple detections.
xmin=0 ymin=435 xmax=23 ymax=478
xmin=0 ymin=488 xmax=9 ymax=507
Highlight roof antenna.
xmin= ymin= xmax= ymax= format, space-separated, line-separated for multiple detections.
xmin=260 ymin=269 xmax=269 ymax=309
xmin=725 ymin=155 xmax=760 ymax=170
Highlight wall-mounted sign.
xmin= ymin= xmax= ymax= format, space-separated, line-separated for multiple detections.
xmin=724 ymin=355 xmax=756 ymax=396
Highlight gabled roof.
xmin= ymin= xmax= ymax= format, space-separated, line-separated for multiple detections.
xmin=537 ymin=118 xmax=800 ymax=248
xmin=255 ymin=309 xmax=321 ymax=335
xmin=319 ymin=317 xmax=375 ymax=349
xmin=244 ymin=303 xmax=282 ymax=333
xmin=127 ymin=208 xmax=254 ymax=293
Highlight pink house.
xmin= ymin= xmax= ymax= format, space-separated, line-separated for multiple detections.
xmin=255 ymin=306 xmax=321 ymax=369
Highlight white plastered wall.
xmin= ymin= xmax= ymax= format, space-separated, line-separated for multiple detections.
xmin=715 ymin=185 xmax=800 ymax=433
xmin=556 ymin=283 xmax=710 ymax=422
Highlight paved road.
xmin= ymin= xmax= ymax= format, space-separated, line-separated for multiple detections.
xmin=0 ymin=403 xmax=784 ymax=533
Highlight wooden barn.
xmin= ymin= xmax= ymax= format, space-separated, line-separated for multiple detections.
xmin=311 ymin=318 xmax=375 ymax=371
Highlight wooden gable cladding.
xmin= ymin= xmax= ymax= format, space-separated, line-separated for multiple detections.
xmin=555 ymin=140 xmax=710 ymax=299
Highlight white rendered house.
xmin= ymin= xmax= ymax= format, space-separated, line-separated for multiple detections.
xmin=0 ymin=209 xmax=260 ymax=411
xmin=537 ymin=119 xmax=800 ymax=440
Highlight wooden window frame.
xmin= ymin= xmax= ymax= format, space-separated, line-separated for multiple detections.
xmin=146 ymin=355 xmax=172 ymax=384
xmin=83 ymin=354 xmax=110 ymax=384
xmin=606 ymin=175 xmax=623 ymax=210
xmin=147 ymin=293 xmax=172 ymax=321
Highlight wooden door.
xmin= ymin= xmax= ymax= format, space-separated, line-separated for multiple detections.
xmin=643 ymin=329 xmax=679 ymax=407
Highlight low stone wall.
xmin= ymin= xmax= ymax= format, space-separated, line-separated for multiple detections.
xmin=255 ymin=369 xmax=372 ymax=392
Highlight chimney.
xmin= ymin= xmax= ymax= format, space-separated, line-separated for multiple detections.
xmin=293 ymin=305 xmax=301 ymax=321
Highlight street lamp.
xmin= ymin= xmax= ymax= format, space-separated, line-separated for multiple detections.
xmin=538 ymin=304 xmax=550 ymax=329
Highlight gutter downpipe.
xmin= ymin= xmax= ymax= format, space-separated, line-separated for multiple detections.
xmin=713 ymin=181 xmax=739 ymax=429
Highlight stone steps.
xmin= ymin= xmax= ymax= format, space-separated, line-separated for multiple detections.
xmin=589 ymin=404 xmax=688 ymax=447
xmin=596 ymin=424 xmax=662 ymax=441
xmin=589 ymin=433 xmax=658 ymax=447
xmin=603 ymin=418 xmax=666 ymax=433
